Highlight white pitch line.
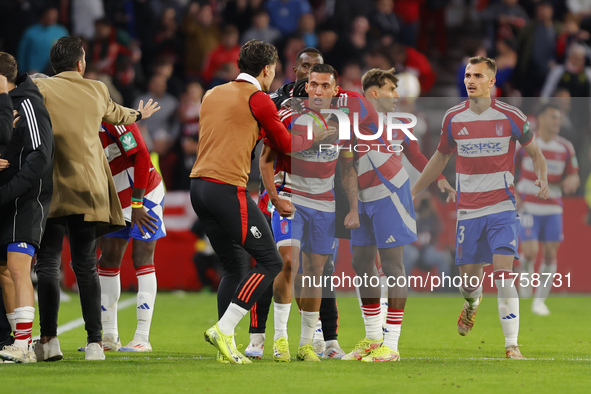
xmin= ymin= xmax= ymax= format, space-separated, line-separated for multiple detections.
xmin=112 ymin=356 xmax=591 ymax=362
xmin=33 ymin=297 xmax=136 ymax=341
xmin=403 ymin=356 xmax=591 ymax=362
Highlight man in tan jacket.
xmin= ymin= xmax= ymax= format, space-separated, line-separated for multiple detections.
xmin=32 ymin=36 xmax=160 ymax=361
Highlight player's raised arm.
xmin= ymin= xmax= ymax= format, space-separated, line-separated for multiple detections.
xmin=522 ymin=137 xmax=549 ymax=200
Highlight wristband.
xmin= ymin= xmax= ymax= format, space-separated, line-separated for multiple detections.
xmin=131 ymin=197 xmax=143 ymax=202
xmin=130 ymin=201 xmax=143 ymax=208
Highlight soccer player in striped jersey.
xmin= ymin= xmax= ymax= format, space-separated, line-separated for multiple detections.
xmin=516 ymin=103 xmax=579 ymax=316
xmin=260 ymin=64 xmax=358 ymax=362
xmin=97 ymin=121 xmax=166 ymax=352
xmin=342 ymin=68 xmax=456 ymax=363
xmin=412 ymin=56 xmax=550 ymax=358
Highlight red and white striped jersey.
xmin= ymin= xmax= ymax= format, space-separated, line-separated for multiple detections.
xmin=335 ymin=90 xmax=410 ymax=202
xmin=437 ymin=99 xmax=533 ymax=220
xmin=516 ymin=134 xmax=578 ymax=215
xmin=272 ymin=107 xmax=350 ymax=212
xmin=100 ymin=122 xmax=163 ymax=221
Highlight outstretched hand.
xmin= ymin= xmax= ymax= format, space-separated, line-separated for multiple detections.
xmin=137 ymin=99 xmax=161 ymax=120
xmin=437 ymin=178 xmax=456 ymax=203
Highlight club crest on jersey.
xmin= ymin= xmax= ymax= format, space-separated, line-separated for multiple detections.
xmin=120 ymin=132 xmax=137 ymax=151
xmin=495 ymin=122 xmax=504 ymax=136
xmin=250 ymin=226 xmax=262 ymax=239
xmin=281 ymin=220 xmax=289 ymax=234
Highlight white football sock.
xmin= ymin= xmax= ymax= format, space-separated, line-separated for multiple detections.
xmin=273 ymin=302 xmax=292 ymax=341
xmin=299 ymin=311 xmax=319 ymax=347
xmin=383 ymin=308 xmax=403 ymax=352
xmin=135 ymin=265 xmax=157 ymax=342
xmin=218 ymin=303 xmax=248 ymax=336
xmin=6 ymin=312 xmax=16 ymax=333
xmin=98 ymin=267 xmax=121 ymax=337
xmin=325 ymin=339 xmax=340 ymax=349
xmin=14 ymin=306 xmax=34 ymax=351
xmin=494 ymin=270 xmax=520 ymax=347
xmin=459 ymin=284 xmax=483 ymax=310
xmin=361 ymin=303 xmax=383 ymax=341
xmin=534 ymin=260 xmax=557 ymax=302
xmin=519 ymin=255 xmax=534 ymax=298
xmin=250 ymin=333 xmax=265 ymax=345
xmin=313 ymin=319 xmax=323 ymax=341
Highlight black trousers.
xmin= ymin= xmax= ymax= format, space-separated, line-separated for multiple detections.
xmin=190 ymin=179 xmax=282 ymax=315
xmin=35 ymin=215 xmax=102 ymax=343
xmin=248 ymin=254 xmax=340 ymax=341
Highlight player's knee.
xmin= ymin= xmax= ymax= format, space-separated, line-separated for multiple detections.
xmin=98 ymin=255 xmax=121 ymax=269
xmin=131 ymin=252 xmax=154 ymax=270
xmin=351 ymin=254 xmax=374 ymax=275
xmin=381 ymin=262 xmax=405 ymax=279
xmin=281 ymin=253 xmax=294 ymax=273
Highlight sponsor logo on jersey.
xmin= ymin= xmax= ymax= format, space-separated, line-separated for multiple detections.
xmin=120 ymin=132 xmax=137 ymax=151
xmin=458 ymin=141 xmax=503 ymax=156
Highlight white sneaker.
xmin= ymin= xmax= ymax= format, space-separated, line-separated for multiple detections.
xmin=532 ymin=299 xmax=550 ymax=316
xmin=34 ymin=338 xmax=63 ymax=362
xmin=322 ymin=344 xmax=346 ymax=359
xmin=0 ymin=344 xmax=37 ymax=363
xmin=244 ymin=334 xmax=265 ymax=359
xmin=313 ymin=324 xmax=325 ymax=357
xmin=102 ymin=334 xmax=122 ymax=351
xmin=119 ymin=339 xmax=153 ymax=352
xmin=85 ymin=342 xmax=106 ymax=360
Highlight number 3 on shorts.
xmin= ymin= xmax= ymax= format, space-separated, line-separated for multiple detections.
xmin=458 ymin=225 xmax=465 ymax=244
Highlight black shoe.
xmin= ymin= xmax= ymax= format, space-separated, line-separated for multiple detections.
xmin=0 ymin=335 xmax=15 ymax=348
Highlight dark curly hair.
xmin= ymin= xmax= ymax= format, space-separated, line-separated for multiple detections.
xmin=237 ymin=40 xmax=279 ymax=77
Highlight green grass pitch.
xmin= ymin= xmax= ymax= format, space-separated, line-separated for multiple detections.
xmin=5 ymin=292 xmax=590 ymax=393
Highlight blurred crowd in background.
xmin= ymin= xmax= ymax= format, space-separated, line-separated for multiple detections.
xmin=1 ymin=0 xmax=591 ymax=194
xmin=2 ymin=0 xmax=591 ymax=289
